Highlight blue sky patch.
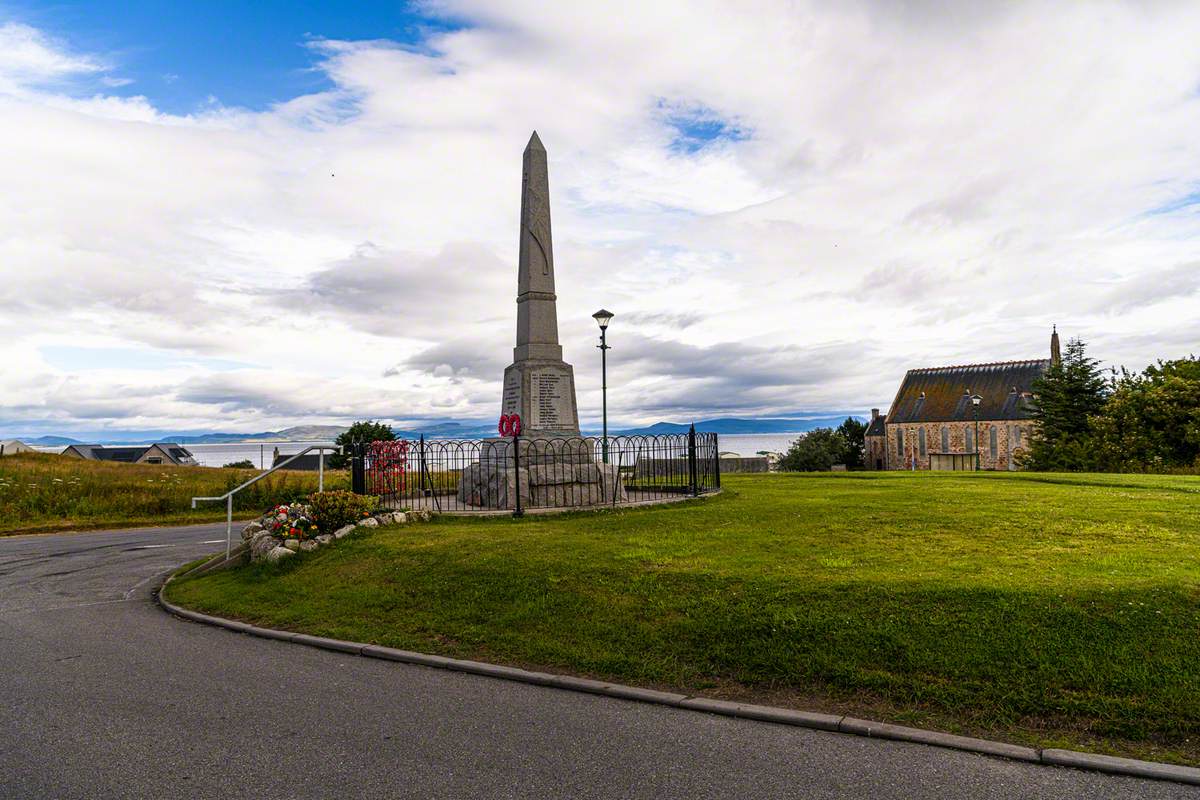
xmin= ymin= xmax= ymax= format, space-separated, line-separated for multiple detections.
xmin=1148 ymin=188 xmax=1200 ymax=216
xmin=658 ymin=100 xmax=750 ymax=154
xmin=6 ymin=0 xmax=461 ymax=114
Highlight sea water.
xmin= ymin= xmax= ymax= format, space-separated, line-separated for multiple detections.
xmin=33 ymin=432 xmax=801 ymax=468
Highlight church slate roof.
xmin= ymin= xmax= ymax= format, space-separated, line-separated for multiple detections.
xmin=865 ymin=415 xmax=887 ymax=436
xmin=887 ymin=359 xmax=1050 ymax=424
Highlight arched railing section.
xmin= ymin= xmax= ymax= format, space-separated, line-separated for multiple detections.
xmin=349 ymin=430 xmax=719 ymax=515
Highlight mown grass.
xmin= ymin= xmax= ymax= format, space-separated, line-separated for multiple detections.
xmin=167 ymin=471 xmax=1200 ymax=763
xmin=0 ymin=452 xmax=348 ymax=535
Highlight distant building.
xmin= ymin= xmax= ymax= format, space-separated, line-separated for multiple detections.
xmin=864 ymin=330 xmax=1060 ymax=471
xmin=717 ymin=455 xmax=771 ymax=474
xmin=863 ymin=411 xmax=888 ymax=470
xmin=0 ymin=439 xmax=34 ymax=456
xmin=270 ymin=452 xmax=329 ymax=471
xmin=61 ymin=443 xmax=198 ymax=466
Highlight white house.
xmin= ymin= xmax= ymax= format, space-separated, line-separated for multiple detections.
xmin=0 ymin=439 xmax=34 ymax=456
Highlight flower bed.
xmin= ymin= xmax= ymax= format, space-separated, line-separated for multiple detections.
xmin=260 ymin=503 xmax=320 ymax=540
xmin=241 ymin=504 xmax=433 ymax=564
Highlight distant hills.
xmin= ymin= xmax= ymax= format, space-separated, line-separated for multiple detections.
xmin=615 ymin=416 xmax=858 ymax=436
xmin=22 ymin=426 xmax=347 ymax=447
xmin=24 ymin=435 xmax=85 ymax=446
xmin=16 ymin=415 xmax=863 ymax=446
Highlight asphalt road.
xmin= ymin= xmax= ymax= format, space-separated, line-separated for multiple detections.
xmin=0 ymin=525 xmax=1194 ymax=799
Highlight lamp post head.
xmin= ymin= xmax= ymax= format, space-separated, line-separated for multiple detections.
xmin=592 ymin=309 xmax=614 ymax=331
xmin=970 ymin=394 xmax=983 ymax=406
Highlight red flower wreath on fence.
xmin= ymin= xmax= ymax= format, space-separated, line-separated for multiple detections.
xmin=366 ymin=439 xmax=410 ymax=496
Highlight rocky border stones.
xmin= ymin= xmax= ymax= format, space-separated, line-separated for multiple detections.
xmin=242 ymin=507 xmax=434 ymax=564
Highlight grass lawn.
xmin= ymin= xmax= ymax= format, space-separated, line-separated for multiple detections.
xmin=0 ymin=453 xmax=348 ymax=535
xmin=166 ymin=471 xmax=1200 ymax=764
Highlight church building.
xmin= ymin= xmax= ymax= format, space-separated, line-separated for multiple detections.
xmin=864 ymin=329 xmax=1061 ymax=471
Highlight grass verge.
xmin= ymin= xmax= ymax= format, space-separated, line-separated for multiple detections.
xmin=0 ymin=452 xmax=348 ymax=535
xmin=165 ymin=471 xmax=1200 ymax=764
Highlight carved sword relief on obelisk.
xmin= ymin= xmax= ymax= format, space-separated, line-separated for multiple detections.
xmin=527 ymin=182 xmax=551 ymax=276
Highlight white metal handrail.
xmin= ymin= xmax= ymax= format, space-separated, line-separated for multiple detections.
xmin=192 ymin=445 xmax=341 ymax=560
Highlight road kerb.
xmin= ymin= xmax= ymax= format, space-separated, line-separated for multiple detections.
xmin=242 ymin=625 xmax=298 ymax=643
xmin=600 ymin=685 xmax=689 ymax=706
xmin=839 ymin=717 xmax=1040 ymax=763
xmin=291 ymin=634 xmax=364 ymax=655
xmin=1041 ymin=748 xmax=1200 ymax=786
xmin=679 ymin=697 xmax=843 ymax=733
xmin=360 ymin=644 xmax=460 ymax=670
xmin=156 ymin=569 xmax=1199 ymax=786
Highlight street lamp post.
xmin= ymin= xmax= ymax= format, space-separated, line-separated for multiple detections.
xmin=592 ymin=309 xmax=614 ymax=463
xmin=970 ymin=394 xmax=983 ymax=471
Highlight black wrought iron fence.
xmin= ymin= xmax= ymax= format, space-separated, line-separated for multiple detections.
xmin=349 ymin=429 xmax=719 ymax=515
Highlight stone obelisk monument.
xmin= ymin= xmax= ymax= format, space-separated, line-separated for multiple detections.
xmin=500 ymin=131 xmax=580 ymax=436
xmin=457 ymin=132 xmax=625 ymax=509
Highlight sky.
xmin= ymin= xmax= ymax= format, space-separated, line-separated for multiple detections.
xmin=1 ymin=1 xmax=1199 ymax=438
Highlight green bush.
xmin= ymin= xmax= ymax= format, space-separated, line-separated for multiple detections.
xmin=330 ymin=420 xmax=395 ymax=469
xmin=778 ymin=428 xmax=850 ymax=471
xmin=222 ymin=459 xmax=256 ymax=469
xmin=307 ymin=489 xmax=377 ymax=534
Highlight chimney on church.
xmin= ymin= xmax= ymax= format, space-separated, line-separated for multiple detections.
xmin=1050 ymin=325 xmax=1062 ymax=367
xmin=871 ymin=408 xmax=880 ymax=421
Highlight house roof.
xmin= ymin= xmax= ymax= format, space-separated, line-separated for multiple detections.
xmin=143 ymin=444 xmax=195 ymax=463
xmin=94 ymin=447 xmax=146 ymax=462
xmin=887 ymin=359 xmax=1050 ymax=424
xmin=865 ymin=415 xmax=887 ymax=436
xmin=63 ymin=444 xmax=104 ymax=459
xmin=168 ymin=447 xmax=194 ymax=461
xmin=63 ymin=443 xmax=196 ymax=464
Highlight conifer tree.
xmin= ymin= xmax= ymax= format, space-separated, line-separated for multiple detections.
xmin=1024 ymin=338 xmax=1108 ymax=471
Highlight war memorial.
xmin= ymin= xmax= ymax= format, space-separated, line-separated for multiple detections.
xmin=357 ymin=133 xmax=720 ymax=513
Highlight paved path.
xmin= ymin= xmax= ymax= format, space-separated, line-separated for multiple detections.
xmin=0 ymin=525 xmax=1192 ymax=799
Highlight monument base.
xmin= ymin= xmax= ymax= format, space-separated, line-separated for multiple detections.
xmin=501 ymin=360 xmax=580 ymax=438
xmin=458 ymin=437 xmax=627 ymax=509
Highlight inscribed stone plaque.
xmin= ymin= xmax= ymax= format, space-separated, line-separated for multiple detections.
xmin=502 ymin=371 xmax=521 ymax=416
xmin=530 ymin=369 xmax=565 ymax=429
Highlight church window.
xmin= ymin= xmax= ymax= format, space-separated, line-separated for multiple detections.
xmin=965 ymin=427 xmax=975 ymax=453
xmin=896 ymin=429 xmax=904 ymax=456
xmin=989 ymin=426 xmax=998 ymax=459
xmin=918 ymin=428 xmax=927 ymax=457
xmin=941 ymin=426 xmax=949 ymax=452
xmin=1012 ymin=426 xmax=1022 ymax=448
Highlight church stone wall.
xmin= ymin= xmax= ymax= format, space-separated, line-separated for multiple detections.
xmin=864 ymin=434 xmax=887 ymax=471
xmin=884 ymin=420 xmax=1034 ymax=471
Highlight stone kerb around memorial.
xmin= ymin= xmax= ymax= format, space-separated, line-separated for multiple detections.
xmin=350 ymin=431 xmax=721 ymax=516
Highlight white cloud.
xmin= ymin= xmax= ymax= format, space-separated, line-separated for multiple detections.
xmin=2 ymin=2 xmax=1200 ymax=436
xmin=0 ymin=22 xmax=106 ymax=90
